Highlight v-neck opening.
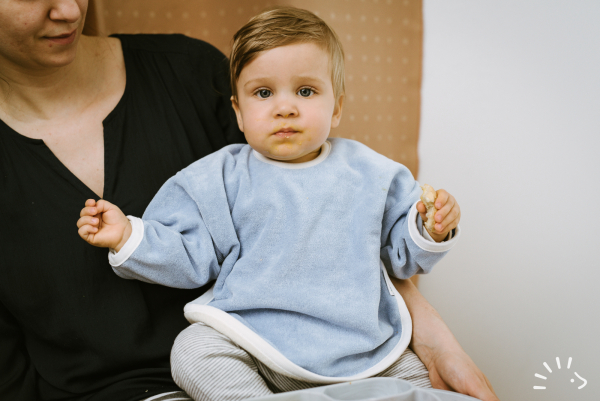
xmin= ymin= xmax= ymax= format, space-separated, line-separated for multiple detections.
xmin=0 ymin=36 xmax=130 ymax=200
xmin=100 ymin=36 xmax=130 ymax=200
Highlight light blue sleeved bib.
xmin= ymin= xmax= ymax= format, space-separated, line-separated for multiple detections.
xmin=110 ymin=138 xmax=458 ymax=380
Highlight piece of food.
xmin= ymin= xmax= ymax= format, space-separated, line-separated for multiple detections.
xmin=420 ymin=184 xmax=437 ymax=232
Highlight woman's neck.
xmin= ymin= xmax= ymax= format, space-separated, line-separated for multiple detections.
xmin=0 ymin=36 xmax=103 ymax=122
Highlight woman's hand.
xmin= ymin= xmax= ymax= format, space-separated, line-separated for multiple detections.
xmin=424 ymin=347 xmax=498 ymax=400
xmin=77 ymin=199 xmax=132 ymax=252
xmin=391 ymin=277 xmax=500 ymax=401
xmin=413 ymin=334 xmax=499 ymax=401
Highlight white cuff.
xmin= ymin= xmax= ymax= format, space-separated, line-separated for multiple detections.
xmin=108 ymin=216 xmax=144 ymax=267
xmin=407 ymin=201 xmax=460 ymax=253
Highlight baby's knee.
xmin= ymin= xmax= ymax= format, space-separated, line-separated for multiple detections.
xmin=170 ymin=323 xmax=271 ymax=400
xmin=171 ymin=323 xmax=228 ymax=367
xmin=170 ymin=323 xmax=231 ymax=392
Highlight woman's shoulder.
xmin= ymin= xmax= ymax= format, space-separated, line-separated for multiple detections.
xmin=113 ymin=34 xmax=225 ymax=63
xmin=113 ymin=34 xmax=230 ymax=97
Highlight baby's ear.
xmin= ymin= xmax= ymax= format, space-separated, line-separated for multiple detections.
xmin=330 ymin=94 xmax=344 ymax=128
xmin=230 ymin=96 xmax=245 ymax=132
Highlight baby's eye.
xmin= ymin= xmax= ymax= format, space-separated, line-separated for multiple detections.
xmin=298 ymin=88 xmax=314 ymax=97
xmin=256 ymin=89 xmax=272 ymax=99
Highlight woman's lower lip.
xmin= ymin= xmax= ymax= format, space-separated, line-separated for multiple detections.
xmin=45 ymin=31 xmax=76 ymax=45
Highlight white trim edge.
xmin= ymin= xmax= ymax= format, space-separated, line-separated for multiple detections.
xmin=407 ymin=202 xmax=460 ymax=253
xmin=143 ymin=392 xmax=180 ymax=401
xmin=108 ymin=216 xmax=144 ymax=267
xmin=186 ymin=285 xmax=215 ymax=306
xmin=183 ymin=262 xmax=411 ymax=383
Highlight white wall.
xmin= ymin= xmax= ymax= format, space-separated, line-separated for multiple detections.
xmin=419 ymin=1 xmax=600 ymax=400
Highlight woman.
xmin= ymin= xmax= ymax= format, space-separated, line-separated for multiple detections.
xmin=0 ymin=1 xmax=499 ymax=400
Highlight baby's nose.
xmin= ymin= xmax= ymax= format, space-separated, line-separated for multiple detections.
xmin=278 ymin=110 xmax=296 ymax=118
xmin=274 ymin=98 xmax=298 ymax=118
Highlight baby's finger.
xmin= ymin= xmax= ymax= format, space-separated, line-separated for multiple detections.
xmin=80 ymin=206 xmax=98 ymax=217
xmin=77 ymin=216 xmax=99 ymax=229
xmin=95 ymin=199 xmax=114 ymax=214
xmin=85 ymin=199 xmax=97 ymax=207
xmin=434 ymin=195 xmax=457 ymax=223
xmin=435 ymin=217 xmax=459 ymax=235
xmin=434 ymin=189 xmax=450 ymax=210
xmin=78 ymin=224 xmax=98 ymax=240
xmin=416 ymin=201 xmax=427 ymax=215
xmin=435 ymin=207 xmax=461 ymax=233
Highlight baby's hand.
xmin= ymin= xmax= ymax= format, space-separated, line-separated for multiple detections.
xmin=416 ymin=189 xmax=461 ymax=243
xmin=77 ymin=199 xmax=132 ymax=252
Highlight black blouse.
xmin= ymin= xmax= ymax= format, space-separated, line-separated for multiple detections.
xmin=0 ymin=34 xmax=245 ymax=401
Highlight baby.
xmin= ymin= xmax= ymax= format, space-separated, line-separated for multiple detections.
xmin=77 ymin=6 xmax=461 ymax=401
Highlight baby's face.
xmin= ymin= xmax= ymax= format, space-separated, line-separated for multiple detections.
xmin=232 ymin=42 xmax=343 ymax=163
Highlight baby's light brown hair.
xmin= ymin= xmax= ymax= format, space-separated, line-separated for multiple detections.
xmin=230 ymin=6 xmax=345 ymax=101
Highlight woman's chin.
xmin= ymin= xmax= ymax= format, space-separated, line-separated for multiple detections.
xmin=26 ymin=39 xmax=80 ymax=69
xmin=39 ymin=49 xmax=78 ymax=68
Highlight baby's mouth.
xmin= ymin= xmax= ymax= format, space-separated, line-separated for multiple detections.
xmin=273 ymin=128 xmax=300 ymax=138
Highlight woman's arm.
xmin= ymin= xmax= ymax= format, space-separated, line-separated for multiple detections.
xmin=391 ymin=277 xmax=500 ymax=401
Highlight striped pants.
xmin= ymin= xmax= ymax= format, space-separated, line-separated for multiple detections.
xmin=170 ymin=322 xmax=431 ymax=401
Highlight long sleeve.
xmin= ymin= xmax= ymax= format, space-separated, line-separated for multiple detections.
xmin=110 ymin=172 xmax=224 ymax=289
xmin=0 ymin=302 xmax=38 ymax=401
xmin=380 ymin=169 xmax=459 ymax=279
xmin=109 ymin=148 xmax=244 ymax=290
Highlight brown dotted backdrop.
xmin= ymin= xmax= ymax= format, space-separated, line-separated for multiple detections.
xmin=85 ymin=0 xmax=423 ymax=179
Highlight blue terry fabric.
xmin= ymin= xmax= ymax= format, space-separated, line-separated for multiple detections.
xmin=113 ymin=138 xmax=448 ymax=377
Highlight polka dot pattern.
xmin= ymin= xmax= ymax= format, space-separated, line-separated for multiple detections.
xmin=85 ymin=0 xmax=423 ymax=177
